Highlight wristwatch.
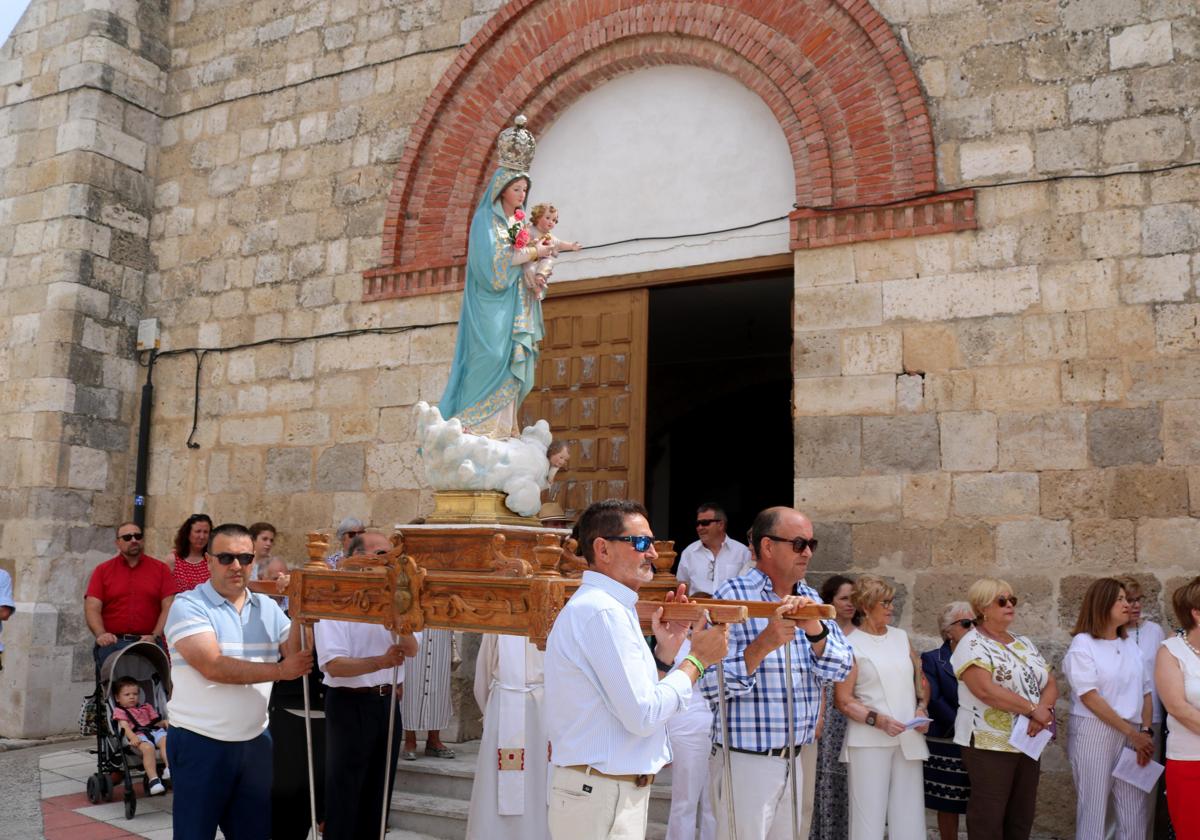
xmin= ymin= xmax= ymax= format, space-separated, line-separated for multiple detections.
xmin=865 ymin=711 xmax=878 ymax=728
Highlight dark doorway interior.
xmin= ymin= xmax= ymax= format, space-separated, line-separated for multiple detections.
xmin=644 ymin=273 xmax=794 ymax=561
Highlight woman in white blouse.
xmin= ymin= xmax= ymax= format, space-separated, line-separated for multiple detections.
xmin=950 ymin=578 xmax=1057 ymax=840
xmin=834 ymin=575 xmax=928 ymax=840
xmin=1155 ymin=576 xmax=1200 ymax=839
xmin=1062 ymin=578 xmax=1153 ymax=840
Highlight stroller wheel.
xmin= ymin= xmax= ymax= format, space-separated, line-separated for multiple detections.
xmin=86 ymin=774 xmax=99 ymax=804
xmin=124 ymin=795 xmax=136 ymax=820
xmin=99 ymin=773 xmax=114 ymax=802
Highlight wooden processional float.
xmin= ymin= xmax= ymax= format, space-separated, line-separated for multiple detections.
xmin=248 ymin=492 xmax=834 ymax=645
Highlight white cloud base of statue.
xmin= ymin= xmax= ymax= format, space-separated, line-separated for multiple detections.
xmin=415 ymin=401 xmax=551 ymax=518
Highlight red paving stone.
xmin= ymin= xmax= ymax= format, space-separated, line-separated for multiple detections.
xmin=43 ymin=821 xmax=139 ymax=840
xmin=43 ymin=792 xmax=98 ymax=810
xmin=41 ymin=808 xmax=97 ymax=829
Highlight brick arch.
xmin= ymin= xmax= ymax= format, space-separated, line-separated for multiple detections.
xmin=366 ymin=0 xmax=971 ymax=300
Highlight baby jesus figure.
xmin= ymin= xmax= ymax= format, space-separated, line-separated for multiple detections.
xmin=522 ymin=203 xmax=582 ymax=300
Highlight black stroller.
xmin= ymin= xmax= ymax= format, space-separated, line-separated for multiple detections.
xmin=86 ymin=641 xmax=173 ymax=819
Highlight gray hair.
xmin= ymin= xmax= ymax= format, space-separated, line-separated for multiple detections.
xmin=940 ymin=601 xmax=974 ymax=639
xmin=335 ymin=517 xmax=365 ymax=539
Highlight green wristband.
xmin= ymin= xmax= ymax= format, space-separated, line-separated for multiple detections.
xmin=684 ymin=654 xmax=706 ymax=673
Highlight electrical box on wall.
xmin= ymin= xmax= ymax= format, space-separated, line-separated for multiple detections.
xmin=137 ymin=318 xmax=159 ymax=351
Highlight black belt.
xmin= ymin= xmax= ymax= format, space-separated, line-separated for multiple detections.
xmin=723 ymin=744 xmax=804 ymax=758
xmin=333 ymin=685 xmax=393 ymax=696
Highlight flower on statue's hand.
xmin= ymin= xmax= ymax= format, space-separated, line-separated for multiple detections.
xmin=513 ymin=208 xmax=525 ymax=221
xmin=514 ymin=228 xmax=531 ymax=249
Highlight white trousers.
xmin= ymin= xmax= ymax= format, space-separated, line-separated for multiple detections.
xmin=845 ymin=745 xmax=925 ymax=840
xmin=711 ymin=749 xmax=805 ymax=840
xmin=799 ymin=741 xmax=817 ymax=839
xmin=666 ymin=707 xmax=716 ymax=840
xmin=548 ymin=766 xmax=652 ymax=840
xmin=1068 ymin=715 xmax=1149 ymax=840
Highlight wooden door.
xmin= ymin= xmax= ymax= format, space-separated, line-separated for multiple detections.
xmin=519 ymin=288 xmax=648 ymax=519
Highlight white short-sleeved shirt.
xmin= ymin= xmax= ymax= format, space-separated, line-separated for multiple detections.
xmin=1161 ymin=637 xmax=1200 ymax=761
xmin=165 ymin=581 xmax=291 ymax=741
xmin=1062 ymin=633 xmax=1149 ymax=722
xmin=675 ymin=538 xmax=752 ymax=597
xmin=316 ymin=620 xmax=419 ymax=689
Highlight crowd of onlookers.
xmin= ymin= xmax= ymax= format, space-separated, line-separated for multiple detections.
xmin=78 ymin=505 xmax=1200 ymax=840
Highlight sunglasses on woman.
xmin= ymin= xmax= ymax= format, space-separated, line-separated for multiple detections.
xmin=950 ymin=618 xmax=974 ymax=630
xmin=995 ymin=595 xmax=1018 ymax=608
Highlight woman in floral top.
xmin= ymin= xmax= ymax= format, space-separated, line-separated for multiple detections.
xmin=950 ymin=578 xmax=1058 ymax=840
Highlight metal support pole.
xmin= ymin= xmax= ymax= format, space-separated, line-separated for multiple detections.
xmin=300 ymin=624 xmax=319 ymax=840
xmin=784 ymin=643 xmax=801 ymax=840
xmin=715 ymin=660 xmax=738 ymax=840
xmin=380 ymin=632 xmax=402 ymax=840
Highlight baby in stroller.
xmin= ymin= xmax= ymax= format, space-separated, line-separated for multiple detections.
xmin=112 ymin=676 xmax=169 ymax=795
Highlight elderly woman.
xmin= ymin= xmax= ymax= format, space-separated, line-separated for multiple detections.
xmin=1063 ymin=578 xmax=1153 ymax=839
xmin=810 ymin=574 xmax=858 ymax=840
xmin=1156 ymin=577 xmax=1200 ymax=838
xmin=834 ymin=575 xmax=928 ymax=840
xmin=951 ymin=577 xmax=1057 ymax=840
xmin=921 ymin=602 xmax=974 ymax=840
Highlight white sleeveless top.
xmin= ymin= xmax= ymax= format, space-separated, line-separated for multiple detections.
xmin=1162 ymin=636 xmax=1200 ymax=761
xmin=842 ymin=626 xmax=929 ymax=761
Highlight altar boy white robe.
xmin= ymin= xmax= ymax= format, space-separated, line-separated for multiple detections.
xmin=466 ymin=634 xmax=550 ymax=840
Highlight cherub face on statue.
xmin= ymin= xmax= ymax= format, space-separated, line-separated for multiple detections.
xmin=531 ymin=205 xmax=559 ymax=237
xmin=500 ymin=178 xmax=528 ymax=217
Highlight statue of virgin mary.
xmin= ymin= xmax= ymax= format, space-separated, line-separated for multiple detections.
xmin=437 ymin=116 xmax=554 ymax=439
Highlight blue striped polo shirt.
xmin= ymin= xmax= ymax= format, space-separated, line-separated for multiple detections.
xmin=165 ymin=580 xmax=290 ymax=741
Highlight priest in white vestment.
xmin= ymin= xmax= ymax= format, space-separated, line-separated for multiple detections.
xmin=466 ymin=633 xmax=550 ymax=840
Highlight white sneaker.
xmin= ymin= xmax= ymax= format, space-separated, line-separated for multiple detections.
xmin=161 ymin=767 xmax=171 ymax=781
xmin=149 ymin=779 xmax=166 ymax=795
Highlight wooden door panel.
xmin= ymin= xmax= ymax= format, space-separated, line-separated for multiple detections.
xmin=520 ymin=288 xmax=647 ymax=520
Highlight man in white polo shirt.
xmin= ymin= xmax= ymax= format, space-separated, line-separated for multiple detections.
xmin=316 ymin=531 xmax=420 ymax=840
xmin=676 ymin=503 xmax=752 ymax=599
xmin=165 ymin=522 xmax=313 ymax=840
xmin=544 ymin=499 xmax=730 ymax=840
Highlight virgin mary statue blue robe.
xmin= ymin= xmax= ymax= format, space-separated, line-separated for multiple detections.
xmin=437 ymin=167 xmax=543 ymax=437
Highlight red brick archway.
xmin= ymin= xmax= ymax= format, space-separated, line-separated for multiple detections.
xmin=365 ymin=0 xmax=975 ymax=300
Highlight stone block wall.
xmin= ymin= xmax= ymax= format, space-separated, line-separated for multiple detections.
xmin=0 ymin=0 xmax=169 ymax=736
xmin=797 ymin=3 xmax=1200 ymax=833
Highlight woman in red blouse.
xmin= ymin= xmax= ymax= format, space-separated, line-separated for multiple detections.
xmin=169 ymin=513 xmax=212 ymax=592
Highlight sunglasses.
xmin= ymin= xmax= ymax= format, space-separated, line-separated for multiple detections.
xmin=343 ymin=530 xmax=365 ymax=539
xmin=762 ymin=534 xmax=818 ymax=553
xmin=949 ymin=618 xmax=975 ymax=630
xmin=605 ymin=535 xmax=655 ymax=553
xmin=213 ymin=552 xmax=255 ymax=566
xmin=696 ymin=518 xmax=722 ymax=527
xmin=118 ymin=533 xmax=144 ymax=542
xmin=996 ymin=595 xmax=1018 ymax=608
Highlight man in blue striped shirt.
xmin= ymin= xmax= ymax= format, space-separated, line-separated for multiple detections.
xmin=165 ymin=522 xmax=313 ymax=840
xmin=700 ymin=506 xmax=853 ymax=840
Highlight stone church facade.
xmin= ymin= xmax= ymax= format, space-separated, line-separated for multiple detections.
xmin=1 ymin=0 xmax=1198 ymax=831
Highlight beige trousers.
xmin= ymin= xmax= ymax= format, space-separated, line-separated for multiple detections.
xmin=548 ymin=765 xmax=652 ymax=840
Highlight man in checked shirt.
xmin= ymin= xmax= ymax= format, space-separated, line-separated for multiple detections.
xmin=701 ymin=506 xmax=853 ymax=840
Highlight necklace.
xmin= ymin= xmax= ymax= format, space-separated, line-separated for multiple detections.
xmin=1184 ymin=633 xmax=1200 ymax=659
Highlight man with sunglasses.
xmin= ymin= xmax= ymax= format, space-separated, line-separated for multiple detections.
xmin=676 ymin=503 xmax=752 ymax=599
xmin=544 ymin=499 xmax=730 ymax=840
xmin=700 ymin=506 xmax=853 ymax=840
xmin=85 ymin=522 xmax=176 ymax=674
xmin=165 ymin=522 xmax=314 ymax=840
xmin=316 ymin=530 xmax=420 ymax=840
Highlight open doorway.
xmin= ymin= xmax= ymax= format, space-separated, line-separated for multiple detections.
xmin=644 ymin=272 xmax=794 ymax=558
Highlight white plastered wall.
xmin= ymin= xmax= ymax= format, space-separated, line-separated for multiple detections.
xmin=528 ymin=65 xmax=795 ymax=282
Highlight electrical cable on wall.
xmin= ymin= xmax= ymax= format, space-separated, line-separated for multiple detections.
xmin=140 ymin=322 xmax=457 ymax=449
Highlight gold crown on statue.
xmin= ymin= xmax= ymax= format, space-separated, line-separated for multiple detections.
xmin=497 ymin=114 xmax=536 ymax=171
